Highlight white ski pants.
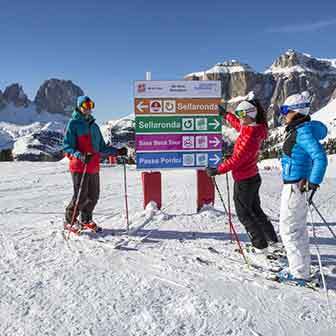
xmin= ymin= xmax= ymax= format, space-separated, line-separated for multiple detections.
xmin=279 ymin=183 xmax=311 ymax=279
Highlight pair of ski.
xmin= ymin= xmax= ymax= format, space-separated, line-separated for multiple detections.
xmin=197 ymin=246 xmax=320 ymax=291
xmin=63 ymin=216 xmax=158 ymax=250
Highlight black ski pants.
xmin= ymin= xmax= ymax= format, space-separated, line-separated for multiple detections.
xmin=233 ymin=174 xmax=278 ymax=249
xmin=65 ymin=172 xmax=100 ymax=223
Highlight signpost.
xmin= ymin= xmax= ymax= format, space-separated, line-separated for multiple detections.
xmin=134 ymin=80 xmax=222 ymax=210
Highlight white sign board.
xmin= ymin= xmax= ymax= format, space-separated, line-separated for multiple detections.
xmin=134 ymin=80 xmax=221 ymax=98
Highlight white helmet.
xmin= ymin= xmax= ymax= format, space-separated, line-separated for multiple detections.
xmin=281 ymin=92 xmax=311 ymax=116
xmin=235 ymin=100 xmax=257 ymax=118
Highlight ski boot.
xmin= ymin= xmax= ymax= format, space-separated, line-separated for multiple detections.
xmin=64 ymin=220 xmax=82 ymax=235
xmin=275 ymin=269 xmax=320 ymax=289
xmin=81 ymin=220 xmax=103 ymax=233
xmin=242 ymin=244 xmax=283 ymax=272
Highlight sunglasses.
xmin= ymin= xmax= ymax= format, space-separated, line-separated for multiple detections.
xmin=280 ymin=102 xmax=310 ymax=115
xmin=234 ymin=107 xmax=256 ymax=119
xmin=81 ymin=99 xmax=95 ymax=110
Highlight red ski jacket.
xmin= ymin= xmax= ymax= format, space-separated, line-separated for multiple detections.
xmin=217 ymin=113 xmax=267 ymax=181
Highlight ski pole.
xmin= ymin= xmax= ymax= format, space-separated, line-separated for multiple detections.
xmin=213 ymin=177 xmax=249 ymax=266
xmin=212 ymin=177 xmax=228 ymax=215
xmin=122 ymin=157 xmax=130 ymax=233
xmin=310 ymin=201 xmax=336 ymax=240
xmin=307 ymin=189 xmax=316 ymax=206
xmin=225 ymin=173 xmax=234 ymax=243
xmin=66 ymin=163 xmax=88 ymax=240
xmin=306 ymin=194 xmax=331 ymax=314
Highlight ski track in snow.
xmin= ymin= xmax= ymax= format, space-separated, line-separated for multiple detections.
xmin=0 ymin=162 xmax=336 ymax=335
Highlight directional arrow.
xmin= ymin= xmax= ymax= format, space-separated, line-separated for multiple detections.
xmin=136 ymin=101 xmax=149 ymax=113
xmin=209 ymin=119 xmax=220 ymax=130
xmin=209 ymin=154 xmax=221 ymax=165
xmin=209 ymin=137 xmax=221 ymax=147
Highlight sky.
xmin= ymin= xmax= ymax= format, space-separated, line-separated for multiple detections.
xmin=1 ymin=0 xmax=336 ymax=122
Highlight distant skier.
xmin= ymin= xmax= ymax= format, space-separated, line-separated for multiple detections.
xmin=207 ymin=97 xmax=279 ymax=253
xmin=277 ymin=93 xmax=328 ymax=283
xmin=63 ymin=95 xmax=127 ymax=234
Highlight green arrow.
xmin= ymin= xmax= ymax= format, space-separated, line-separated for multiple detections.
xmin=136 ymin=116 xmax=222 ymax=133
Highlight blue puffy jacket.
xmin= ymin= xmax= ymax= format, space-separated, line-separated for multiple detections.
xmin=281 ymin=120 xmax=328 ymax=185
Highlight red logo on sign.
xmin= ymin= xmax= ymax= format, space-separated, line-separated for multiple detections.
xmin=150 ymin=100 xmax=162 ymax=113
xmin=137 ymin=83 xmax=146 ymax=93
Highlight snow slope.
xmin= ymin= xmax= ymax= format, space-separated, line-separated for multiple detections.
xmin=312 ymin=98 xmax=336 ymax=140
xmin=0 ymin=162 xmax=336 ymax=335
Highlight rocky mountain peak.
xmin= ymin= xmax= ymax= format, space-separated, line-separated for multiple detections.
xmin=34 ymin=78 xmax=84 ymax=115
xmin=185 ymin=60 xmax=255 ymax=79
xmin=3 ymin=84 xmax=30 ymax=108
xmin=265 ymin=48 xmax=336 ymax=75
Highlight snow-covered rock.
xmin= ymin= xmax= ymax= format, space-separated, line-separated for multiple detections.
xmin=101 ymin=114 xmax=135 ymax=147
xmin=6 ymin=122 xmax=65 ymax=161
xmin=265 ymin=49 xmax=336 ymax=75
xmin=265 ymin=49 xmax=336 ymax=125
xmin=185 ymin=60 xmax=255 ymax=78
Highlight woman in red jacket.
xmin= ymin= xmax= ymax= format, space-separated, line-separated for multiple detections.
xmin=207 ymin=98 xmax=278 ymax=251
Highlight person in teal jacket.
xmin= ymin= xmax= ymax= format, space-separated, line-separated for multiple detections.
xmin=63 ymin=95 xmax=127 ymax=233
xmin=277 ymin=93 xmax=328 ymax=284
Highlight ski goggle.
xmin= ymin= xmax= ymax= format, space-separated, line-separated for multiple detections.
xmin=81 ymin=99 xmax=95 ymax=110
xmin=234 ymin=107 xmax=256 ymax=119
xmin=280 ymin=102 xmax=310 ymax=115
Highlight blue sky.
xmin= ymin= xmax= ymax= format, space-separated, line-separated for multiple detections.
xmin=1 ymin=0 xmax=336 ymax=122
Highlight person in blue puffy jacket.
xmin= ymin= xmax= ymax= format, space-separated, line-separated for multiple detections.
xmin=277 ymin=93 xmax=328 ymax=284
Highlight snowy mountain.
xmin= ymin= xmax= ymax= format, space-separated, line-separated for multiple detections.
xmin=13 ymin=122 xmax=66 ymax=161
xmin=185 ymin=60 xmax=255 ymax=78
xmin=265 ymin=49 xmax=336 ymax=75
xmin=186 ymin=49 xmax=336 ymax=126
xmin=0 ymin=79 xmax=83 ymax=161
xmin=101 ymin=113 xmax=135 ymax=147
xmin=0 ymin=110 xmax=68 ymax=161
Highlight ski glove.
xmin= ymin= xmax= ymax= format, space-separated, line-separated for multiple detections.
xmin=206 ymin=167 xmax=219 ymax=177
xmin=298 ymin=179 xmax=308 ymax=193
xmin=218 ymin=104 xmax=227 ymax=117
xmin=79 ymin=153 xmax=93 ymax=164
xmin=308 ymin=182 xmax=319 ymax=191
xmin=298 ymin=179 xmax=319 ymax=192
xmin=117 ymin=147 xmax=128 ymax=157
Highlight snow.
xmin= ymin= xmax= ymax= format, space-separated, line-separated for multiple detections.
xmin=312 ymin=98 xmax=336 ymax=140
xmin=0 ymin=129 xmax=13 ymax=150
xmin=259 ymin=154 xmax=336 ymax=179
xmin=228 ymin=91 xmax=256 ymax=104
xmin=0 ymin=103 xmax=69 ymax=156
xmin=265 ymin=50 xmax=336 ymax=76
xmin=1 ymin=162 xmax=336 ymax=335
xmin=317 ymin=58 xmax=336 ymax=68
xmin=0 ymin=103 xmax=68 ymax=125
xmin=185 ymin=61 xmax=255 ymax=78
